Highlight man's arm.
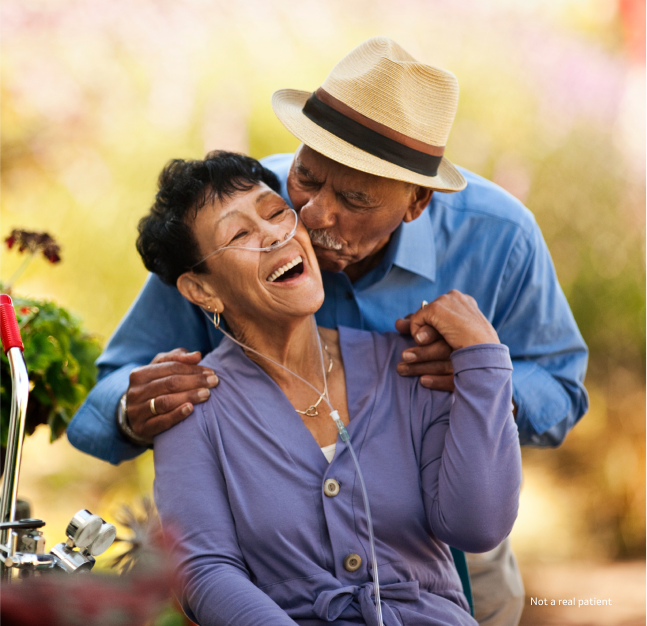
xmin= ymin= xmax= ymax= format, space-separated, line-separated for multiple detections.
xmin=66 ymin=274 xmax=219 ymax=464
xmin=396 ymin=222 xmax=588 ymax=447
xmin=493 ymin=221 xmax=589 ymax=447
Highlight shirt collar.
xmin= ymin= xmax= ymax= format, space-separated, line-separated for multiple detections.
xmin=389 ymin=207 xmax=436 ymax=282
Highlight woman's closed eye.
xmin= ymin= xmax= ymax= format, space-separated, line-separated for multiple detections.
xmin=223 ymin=206 xmax=289 ymax=246
xmin=268 ymin=207 xmax=287 ymax=220
xmin=229 ymin=230 xmax=249 ymax=244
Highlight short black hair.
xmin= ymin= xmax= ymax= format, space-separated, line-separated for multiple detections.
xmin=136 ymin=151 xmax=281 ymax=286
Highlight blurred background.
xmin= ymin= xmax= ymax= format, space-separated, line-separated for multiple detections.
xmin=1 ymin=0 xmax=644 ymax=624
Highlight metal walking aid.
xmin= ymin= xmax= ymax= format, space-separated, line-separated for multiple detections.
xmin=0 ymin=294 xmax=116 ymax=580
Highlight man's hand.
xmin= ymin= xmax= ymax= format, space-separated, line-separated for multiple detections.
xmin=125 ymin=348 xmax=219 ymax=440
xmin=395 ymin=290 xmax=499 ymax=392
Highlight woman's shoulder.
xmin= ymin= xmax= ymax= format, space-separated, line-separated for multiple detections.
xmin=197 ymin=336 xmax=260 ymax=389
xmin=337 ymin=326 xmax=415 ymax=366
xmin=199 ymin=334 xmax=240 ymax=369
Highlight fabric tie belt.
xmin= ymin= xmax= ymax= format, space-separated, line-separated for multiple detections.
xmin=313 ymin=580 xmax=420 ymax=626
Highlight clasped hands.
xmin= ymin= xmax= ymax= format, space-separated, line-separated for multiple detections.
xmin=121 ymin=290 xmax=499 ymax=441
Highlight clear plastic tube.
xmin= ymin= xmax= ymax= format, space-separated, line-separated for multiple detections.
xmin=204 ymin=311 xmax=383 ymax=626
xmin=191 ymin=208 xmax=298 ymax=268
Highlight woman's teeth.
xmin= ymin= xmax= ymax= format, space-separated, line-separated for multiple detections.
xmin=267 ymin=256 xmax=303 ymax=283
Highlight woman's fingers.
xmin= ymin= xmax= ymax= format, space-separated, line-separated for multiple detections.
xmin=395 ymin=316 xmax=442 ymax=346
xmin=396 ymin=292 xmax=497 ymax=389
xmin=394 ymin=314 xmax=412 ymax=334
xmin=401 ymin=338 xmax=453 ymax=364
xmin=409 ymin=290 xmax=499 ymax=350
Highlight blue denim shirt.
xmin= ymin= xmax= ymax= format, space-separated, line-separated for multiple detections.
xmin=67 ymin=153 xmax=588 ymax=464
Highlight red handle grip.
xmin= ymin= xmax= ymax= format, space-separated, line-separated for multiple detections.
xmin=0 ymin=295 xmax=24 ymax=353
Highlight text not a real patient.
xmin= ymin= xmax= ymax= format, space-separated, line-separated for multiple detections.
xmin=531 ymin=597 xmax=613 ymax=607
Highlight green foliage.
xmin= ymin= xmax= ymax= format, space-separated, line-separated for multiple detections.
xmin=0 ymin=291 xmax=102 ymax=448
xmin=153 ymin=604 xmax=190 ymax=626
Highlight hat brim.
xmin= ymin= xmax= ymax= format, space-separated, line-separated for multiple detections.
xmin=272 ymin=89 xmax=466 ymax=192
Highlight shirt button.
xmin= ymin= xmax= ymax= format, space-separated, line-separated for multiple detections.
xmin=323 ymin=479 xmax=340 ymax=497
xmin=345 ymin=292 xmax=353 ymax=300
xmin=344 ymin=553 xmax=362 ymax=572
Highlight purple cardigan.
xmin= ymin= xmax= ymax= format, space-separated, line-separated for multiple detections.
xmin=154 ymin=327 xmax=522 ymax=626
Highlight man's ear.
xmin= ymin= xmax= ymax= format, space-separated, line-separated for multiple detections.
xmin=403 ymin=186 xmax=433 ymax=223
xmin=177 ymin=272 xmax=225 ymax=314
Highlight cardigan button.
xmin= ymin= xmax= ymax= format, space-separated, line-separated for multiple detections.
xmin=323 ymin=479 xmax=340 ymax=497
xmin=343 ymin=553 xmax=362 ymax=572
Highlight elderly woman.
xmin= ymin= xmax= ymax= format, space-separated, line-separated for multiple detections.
xmin=140 ymin=151 xmax=521 ymax=626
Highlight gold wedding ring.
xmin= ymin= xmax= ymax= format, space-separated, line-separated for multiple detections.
xmin=149 ymin=398 xmax=158 ymax=416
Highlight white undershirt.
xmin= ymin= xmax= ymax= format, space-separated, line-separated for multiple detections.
xmin=320 ymin=443 xmax=337 ymax=463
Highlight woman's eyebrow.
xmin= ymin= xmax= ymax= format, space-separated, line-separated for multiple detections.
xmin=213 ymin=209 xmax=244 ymax=231
xmin=255 ymin=190 xmax=276 ymax=205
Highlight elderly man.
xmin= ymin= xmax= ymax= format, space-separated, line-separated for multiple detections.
xmin=68 ymin=38 xmax=588 ymax=626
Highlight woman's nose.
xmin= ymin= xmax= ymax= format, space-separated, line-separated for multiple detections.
xmin=263 ymin=214 xmax=295 ymax=249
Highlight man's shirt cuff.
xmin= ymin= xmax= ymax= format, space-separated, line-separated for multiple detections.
xmin=67 ymin=364 xmax=148 ymax=464
xmin=511 ymin=359 xmax=570 ymax=437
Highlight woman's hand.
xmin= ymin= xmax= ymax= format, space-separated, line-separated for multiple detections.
xmin=395 ymin=291 xmax=499 ymax=391
xmin=410 ymin=290 xmax=499 ymax=350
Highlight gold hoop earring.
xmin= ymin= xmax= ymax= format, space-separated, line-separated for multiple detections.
xmin=213 ymin=311 xmax=220 ymax=329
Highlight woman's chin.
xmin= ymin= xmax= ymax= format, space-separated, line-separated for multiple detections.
xmin=265 ymin=279 xmax=324 ymax=318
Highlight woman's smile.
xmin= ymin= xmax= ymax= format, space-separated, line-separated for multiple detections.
xmin=266 ymin=254 xmax=306 ymax=284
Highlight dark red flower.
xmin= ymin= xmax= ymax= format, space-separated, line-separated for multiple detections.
xmin=4 ymin=229 xmax=62 ymax=263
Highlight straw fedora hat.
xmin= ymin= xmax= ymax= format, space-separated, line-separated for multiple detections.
xmin=272 ymin=37 xmax=466 ymax=192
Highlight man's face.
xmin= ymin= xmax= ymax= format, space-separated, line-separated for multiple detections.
xmin=286 ymin=145 xmax=428 ymax=276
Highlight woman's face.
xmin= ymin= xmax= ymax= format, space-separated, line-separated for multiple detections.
xmin=189 ymin=183 xmax=324 ymax=326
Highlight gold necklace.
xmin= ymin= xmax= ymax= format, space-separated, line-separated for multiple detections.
xmin=295 ymin=342 xmax=333 ymax=417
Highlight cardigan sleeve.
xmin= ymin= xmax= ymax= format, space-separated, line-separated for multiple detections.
xmin=153 ymin=405 xmax=298 ymax=626
xmin=416 ymin=343 xmax=522 ymax=554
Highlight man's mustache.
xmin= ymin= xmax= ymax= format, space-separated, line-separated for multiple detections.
xmin=307 ymin=228 xmax=343 ymax=251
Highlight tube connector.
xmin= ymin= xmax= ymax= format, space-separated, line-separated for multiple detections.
xmin=329 ymin=410 xmax=349 ymax=442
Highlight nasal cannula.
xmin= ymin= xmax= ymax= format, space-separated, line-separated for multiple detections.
xmin=195 ymin=207 xmax=384 ymax=624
